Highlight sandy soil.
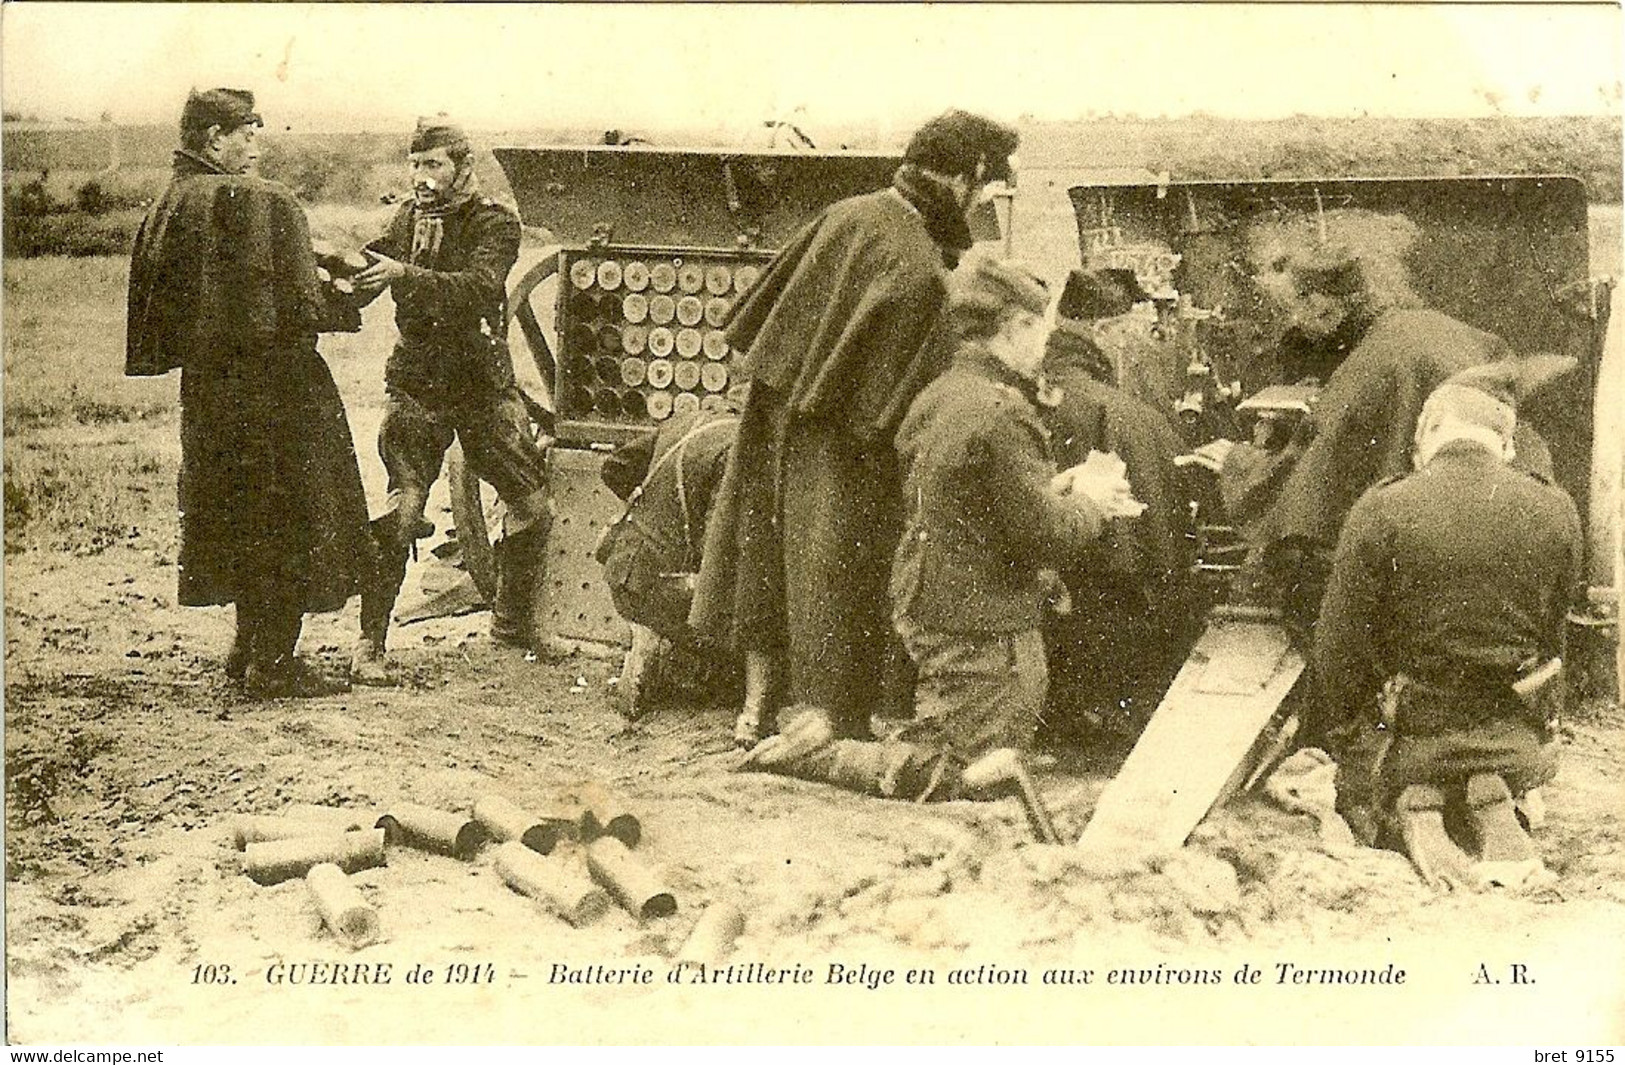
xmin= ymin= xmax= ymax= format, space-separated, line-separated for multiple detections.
xmin=5 ymin=534 xmax=1624 ymax=1044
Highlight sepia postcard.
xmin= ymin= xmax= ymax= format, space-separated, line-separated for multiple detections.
xmin=3 ymin=1 xmax=1622 ymax=1050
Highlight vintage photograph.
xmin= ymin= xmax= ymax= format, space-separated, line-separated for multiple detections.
xmin=3 ymin=1 xmax=1622 ymax=1048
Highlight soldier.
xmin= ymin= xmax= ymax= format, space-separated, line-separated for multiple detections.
xmin=691 ymin=110 xmax=1021 ymax=744
xmin=1314 ymin=357 xmax=1582 ymax=891
xmin=126 ymin=88 xmax=370 ymax=698
xmin=348 ymin=116 xmax=550 ymax=682
xmin=596 ymin=398 xmax=773 ymax=727
xmin=1221 ymin=209 xmax=1539 ymax=634
xmin=1039 ymin=269 xmax=1198 ymax=739
xmin=742 ymin=258 xmax=1138 ymax=799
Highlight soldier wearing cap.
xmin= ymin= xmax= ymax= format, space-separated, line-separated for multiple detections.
xmin=741 ymin=258 xmax=1137 ymax=799
xmin=126 ymin=88 xmax=370 ymax=697
xmin=692 ymin=109 xmax=1021 ymax=746
xmin=1314 ymin=356 xmax=1582 ymax=890
xmin=349 ymin=116 xmax=550 ymax=680
xmin=1039 ymin=269 xmax=1198 ymax=740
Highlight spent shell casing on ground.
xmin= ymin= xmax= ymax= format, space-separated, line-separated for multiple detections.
xmin=576 ymin=782 xmax=642 ymax=847
xmin=305 ymin=862 xmax=380 ymax=949
xmin=472 ymin=795 xmax=573 ymax=855
xmin=675 ymin=901 xmax=745 ymax=966
xmin=244 ymin=829 xmax=386 ymax=886
xmin=492 ymin=841 xmax=610 ymax=928
xmin=587 ymin=837 xmax=676 ymax=920
xmin=375 ymin=804 xmax=486 ymax=859
xmin=233 ymin=813 xmax=366 ymax=851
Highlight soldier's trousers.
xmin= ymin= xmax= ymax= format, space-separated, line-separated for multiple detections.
xmin=377 ymin=385 xmax=548 ymax=536
xmin=896 ymin=620 xmax=1048 ymax=765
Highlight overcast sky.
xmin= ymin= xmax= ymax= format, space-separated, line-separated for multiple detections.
xmin=3 ymin=3 xmax=1620 ymax=134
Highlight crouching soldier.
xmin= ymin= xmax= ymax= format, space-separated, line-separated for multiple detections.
xmin=742 ymin=258 xmax=1139 ymax=799
xmin=1314 ymin=356 xmax=1581 ymax=891
xmin=347 ymin=116 xmax=552 ymax=682
xmin=597 ymin=397 xmax=774 ymax=728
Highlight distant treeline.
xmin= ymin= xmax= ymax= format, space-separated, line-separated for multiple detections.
xmin=4 ymin=114 xmax=1620 ymax=257
xmin=6 ymin=114 xmax=1621 ymax=199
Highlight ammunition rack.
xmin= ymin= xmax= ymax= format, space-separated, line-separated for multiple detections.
xmin=552 ymin=246 xmax=770 ymax=447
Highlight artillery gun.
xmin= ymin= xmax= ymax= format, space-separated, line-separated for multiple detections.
xmin=1062 ymin=174 xmax=1616 ymax=862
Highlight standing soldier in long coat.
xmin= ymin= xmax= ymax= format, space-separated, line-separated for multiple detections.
xmin=347 ymin=116 xmax=550 ymax=682
xmin=691 ymin=110 xmax=1020 ymax=744
xmin=126 ymin=88 xmax=370 ymax=698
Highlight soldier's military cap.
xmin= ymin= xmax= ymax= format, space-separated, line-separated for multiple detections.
xmin=410 ymin=114 xmax=471 ymax=155
xmin=1056 ymin=267 xmax=1149 ymax=323
xmin=180 ymin=88 xmax=262 ymax=135
xmin=905 ymin=109 xmax=1020 ymax=183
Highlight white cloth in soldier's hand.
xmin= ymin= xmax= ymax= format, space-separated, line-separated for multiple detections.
xmin=1051 ymin=450 xmax=1145 ymax=519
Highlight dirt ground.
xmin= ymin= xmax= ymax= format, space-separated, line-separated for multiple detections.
xmin=5 ymin=209 xmax=1625 ymax=1045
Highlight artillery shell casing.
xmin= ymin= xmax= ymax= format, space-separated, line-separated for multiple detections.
xmin=733 ymin=265 xmax=761 ymax=293
xmin=621 ymin=292 xmax=649 ymax=324
xmin=576 ymin=782 xmax=642 ymax=848
xmin=702 ymin=330 xmax=729 ymax=361
xmin=493 ymin=841 xmax=610 ymax=928
xmin=646 ymin=391 xmax=674 ymax=421
xmin=597 ymin=324 xmax=623 ymax=354
xmin=676 ymin=296 xmax=704 ymax=327
xmin=673 ymin=392 xmax=701 ymax=418
xmin=649 ymin=261 xmax=677 ymax=293
xmin=620 ymin=357 xmax=648 ymax=387
xmin=647 ymin=329 xmax=675 ymax=360
xmin=375 ymin=803 xmax=486 ymax=859
xmin=587 ymin=837 xmax=676 ymax=920
xmin=621 ymin=260 xmax=650 ymax=291
xmin=596 ymin=259 xmax=623 ymax=291
xmin=306 ymin=862 xmax=380 ymax=949
xmin=620 ymin=324 xmax=649 ymax=356
xmin=472 ymin=795 xmax=572 ymax=855
xmin=701 ymin=363 xmax=729 ymax=393
xmin=704 ymin=297 xmax=731 ymax=328
xmin=569 ymin=259 xmax=598 ymax=290
xmin=648 ymin=294 xmax=677 ymax=326
xmin=233 ymin=813 xmax=368 ymax=851
xmin=645 ymin=357 xmax=674 ymax=388
xmin=675 ymin=329 xmax=703 ymax=361
xmin=676 ymin=901 xmax=745 ymax=966
xmin=673 ymin=358 xmax=702 ymax=391
xmin=700 ymin=394 xmax=728 ymax=414
xmin=704 ymin=264 xmax=733 ymax=296
xmin=676 ymin=262 xmax=705 ymax=294
xmin=244 ymin=829 xmax=386 ymax=886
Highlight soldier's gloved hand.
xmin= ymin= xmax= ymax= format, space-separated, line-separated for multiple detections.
xmin=354 ymin=252 xmax=407 ymax=293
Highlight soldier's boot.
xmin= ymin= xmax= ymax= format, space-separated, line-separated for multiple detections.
xmin=1394 ymin=783 xmax=1482 ymax=893
xmin=1465 ymin=773 xmax=1552 ymax=890
xmin=351 ymin=516 xmax=413 ymax=686
xmin=739 ymin=707 xmax=938 ymax=799
xmin=246 ymin=607 xmax=350 ymax=700
xmin=225 ymin=605 xmax=257 ymax=683
xmin=491 ymin=525 xmax=546 ymax=650
xmin=732 ymin=650 xmax=779 ymax=748
xmin=618 ymin=623 xmax=661 ymax=719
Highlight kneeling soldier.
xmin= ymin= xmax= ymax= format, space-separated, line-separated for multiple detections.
xmin=1315 ymin=356 xmax=1581 ymax=891
xmin=743 ymin=257 xmax=1139 ymax=800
